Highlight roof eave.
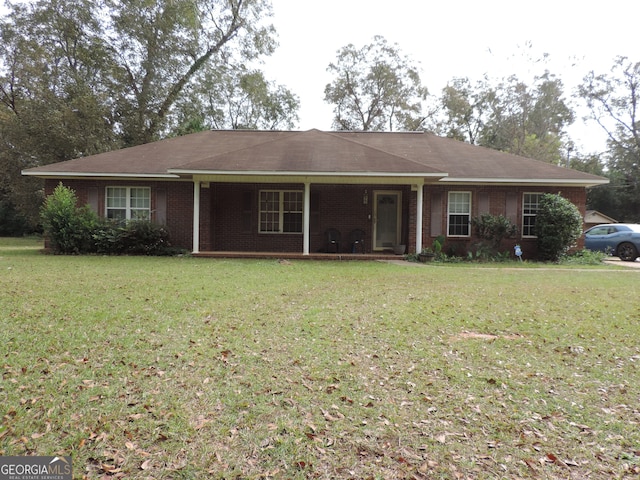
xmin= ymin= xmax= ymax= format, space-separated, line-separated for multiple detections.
xmin=168 ymin=169 xmax=447 ymax=178
xmin=21 ymin=170 xmax=180 ymax=179
xmin=439 ymin=177 xmax=610 ymax=187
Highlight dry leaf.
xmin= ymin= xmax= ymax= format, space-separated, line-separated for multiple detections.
xmin=101 ymin=464 xmax=120 ymax=473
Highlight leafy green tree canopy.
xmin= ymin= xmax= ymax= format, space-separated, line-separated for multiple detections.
xmin=578 ymin=56 xmax=640 ymax=221
xmin=434 ymin=72 xmax=574 ymax=165
xmin=1 ymin=0 xmax=281 ymax=147
xmin=1 ymin=0 xmax=297 ymax=230
xmin=175 ymin=65 xmax=299 ymax=132
xmin=324 ymin=35 xmax=428 ymax=131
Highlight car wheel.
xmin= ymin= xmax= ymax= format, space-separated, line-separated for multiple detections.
xmin=617 ymin=242 xmax=639 ymax=262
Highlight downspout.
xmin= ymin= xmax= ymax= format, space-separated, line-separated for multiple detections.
xmin=415 ymin=182 xmax=424 ymax=253
xmin=303 ymin=182 xmax=310 ymax=255
xmin=192 ymin=179 xmax=201 ymax=254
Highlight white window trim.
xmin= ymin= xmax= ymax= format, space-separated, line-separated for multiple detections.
xmin=258 ymin=189 xmax=303 ymax=234
xmin=105 ymin=186 xmax=151 ymax=221
xmin=522 ymin=192 xmax=543 ymax=238
xmin=447 ymin=191 xmax=471 ymax=237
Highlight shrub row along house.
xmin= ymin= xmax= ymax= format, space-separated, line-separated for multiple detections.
xmin=23 ymin=129 xmax=607 ymax=258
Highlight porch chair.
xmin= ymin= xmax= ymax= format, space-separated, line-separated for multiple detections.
xmin=349 ymin=229 xmax=366 ymax=254
xmin=326 ymin=228 xmax=341 ymax=253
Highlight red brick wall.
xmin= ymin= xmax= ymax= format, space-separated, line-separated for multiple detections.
xmin=44 ymin=179 xmax=196 ymax=250
xmin=421 ymin=185 xmax=587 ymax=258
xmin=209 ymin=183 xmax=411 ymax=253
xmin=44 ymin=179 xmax=588 ymax=257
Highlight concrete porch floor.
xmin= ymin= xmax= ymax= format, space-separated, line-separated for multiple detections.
xmin=192 ymin=251 xmax=409 ymax=261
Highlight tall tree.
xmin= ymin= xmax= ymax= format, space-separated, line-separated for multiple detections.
xmin=104 ymin=0 xmax=278 ymax=145
xmin=324 ymin=36 xmax=428 ymax=131
xmin=479 ymin=72 xmax=574 ymax=164
xmin=1 ymin=0 xmax=290 ymax=229
xmin=1 ymin=0 xmax=118 ymax=225
xmin=175 ymin=65 xmax=299 ymax=131
xmin=434 ymin=72 xmax=574 ymax=165
xmin=436 ymin=76 xmax=491 ymax=144
xmin=578 ymin=56 xmax=640 ymax=221
xmin=1 ymin=0 xmax=280 ymax=148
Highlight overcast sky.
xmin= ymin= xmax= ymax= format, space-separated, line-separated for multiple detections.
xmin=261 ymin=0 xmax=640 ymax=154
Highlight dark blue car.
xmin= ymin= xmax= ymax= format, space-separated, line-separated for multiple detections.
xmin=584 ymin=223 xmax=640 ymax=261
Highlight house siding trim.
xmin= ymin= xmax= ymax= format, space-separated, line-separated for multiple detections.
xmin=439 ymin=178 xmax=608 ymax=187
xmin=189 ymin=174 xmax=439 ymax=185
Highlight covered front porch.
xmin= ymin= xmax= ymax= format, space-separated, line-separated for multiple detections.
xmin=185 ymin=173 xmax=444 ymax=256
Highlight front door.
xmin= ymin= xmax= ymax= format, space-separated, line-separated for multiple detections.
xmin=373 ymin=191 xmax=402 ymax=250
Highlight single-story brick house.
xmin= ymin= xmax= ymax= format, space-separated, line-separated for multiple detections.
xmin=23 ymin=129 xmax=608 ymax=257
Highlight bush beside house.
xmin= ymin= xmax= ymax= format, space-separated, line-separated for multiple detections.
xmin=536 ymin=193 xmax=583 ymax=261
xmin=41 ymin=184 xmax=172 ymax=255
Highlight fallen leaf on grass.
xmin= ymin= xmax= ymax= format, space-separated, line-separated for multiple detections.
xmin=140 ymin=459 xmax=152 ymax=470
xmin=325 ymin=384 xmax=339 ymax=394
xmin=101 ymin=464 xmax=121 ymax=473
xmin=321 ymin=408 xmax=344 ymax=422
xmin=418 ymin=460 xmax=439 ymax=473
xmin=541 ymin=453 xmax=571 ymax=468
xmin=523 ymin=458 xmax=538 ymax=472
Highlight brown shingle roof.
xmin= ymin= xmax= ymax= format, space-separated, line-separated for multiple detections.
xmin=23 ymin=129 xmax=607 ymax=186
xmin=171 ymin=130 xmax=442 ymax=175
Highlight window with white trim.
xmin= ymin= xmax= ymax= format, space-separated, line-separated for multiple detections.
xmin=259 ymin=190 xmax=303 ymax=233
xmin=106 ymin=187 xmax=151 ymax=221
xmin=522 ymin=193 xmax=543 ymax=237
xmin=447 ymin=191 xmax=471 ymax=236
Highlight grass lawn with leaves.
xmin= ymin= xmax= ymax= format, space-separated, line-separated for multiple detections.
xmin=1 ymin=237 xmax=639 ymax=479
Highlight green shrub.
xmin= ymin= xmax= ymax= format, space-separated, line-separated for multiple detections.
xmin=120 ymin=220 xmax=171 ymax=255
xmin=41 ymin=184 xmax=173 ymax=255
xmin=92 ymin=220 xmax=125 ymax=255
xmin=536 ymin=193 xmax=583 ymax=262
xmin=559 ymin=249 xmax=608 ymax=265
xmin=92 ymin=220 xmax=172 ymax=255
xmin=472 ymin=214 xmax=517 ymax=251
xmin=40 ymin=184 xmax=98 ymax=254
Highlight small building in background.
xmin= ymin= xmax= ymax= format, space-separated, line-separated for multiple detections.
xmin=584 ymin=210 xmax=617 ymax=230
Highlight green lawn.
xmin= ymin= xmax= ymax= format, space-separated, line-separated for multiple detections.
xmin=1 ymin=237 xmax=639 ymax=479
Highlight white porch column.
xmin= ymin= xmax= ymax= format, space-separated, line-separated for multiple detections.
xmin=303 ymin=182 xmax=311 ymax=255
xmin=415 ymin=183 xmax=424 ymax=253
xmin=192 ymin=180 xmax=201 ymax=254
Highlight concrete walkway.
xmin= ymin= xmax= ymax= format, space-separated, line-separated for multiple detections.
xmin=604 ymin=257 xmax=640 ymax=268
